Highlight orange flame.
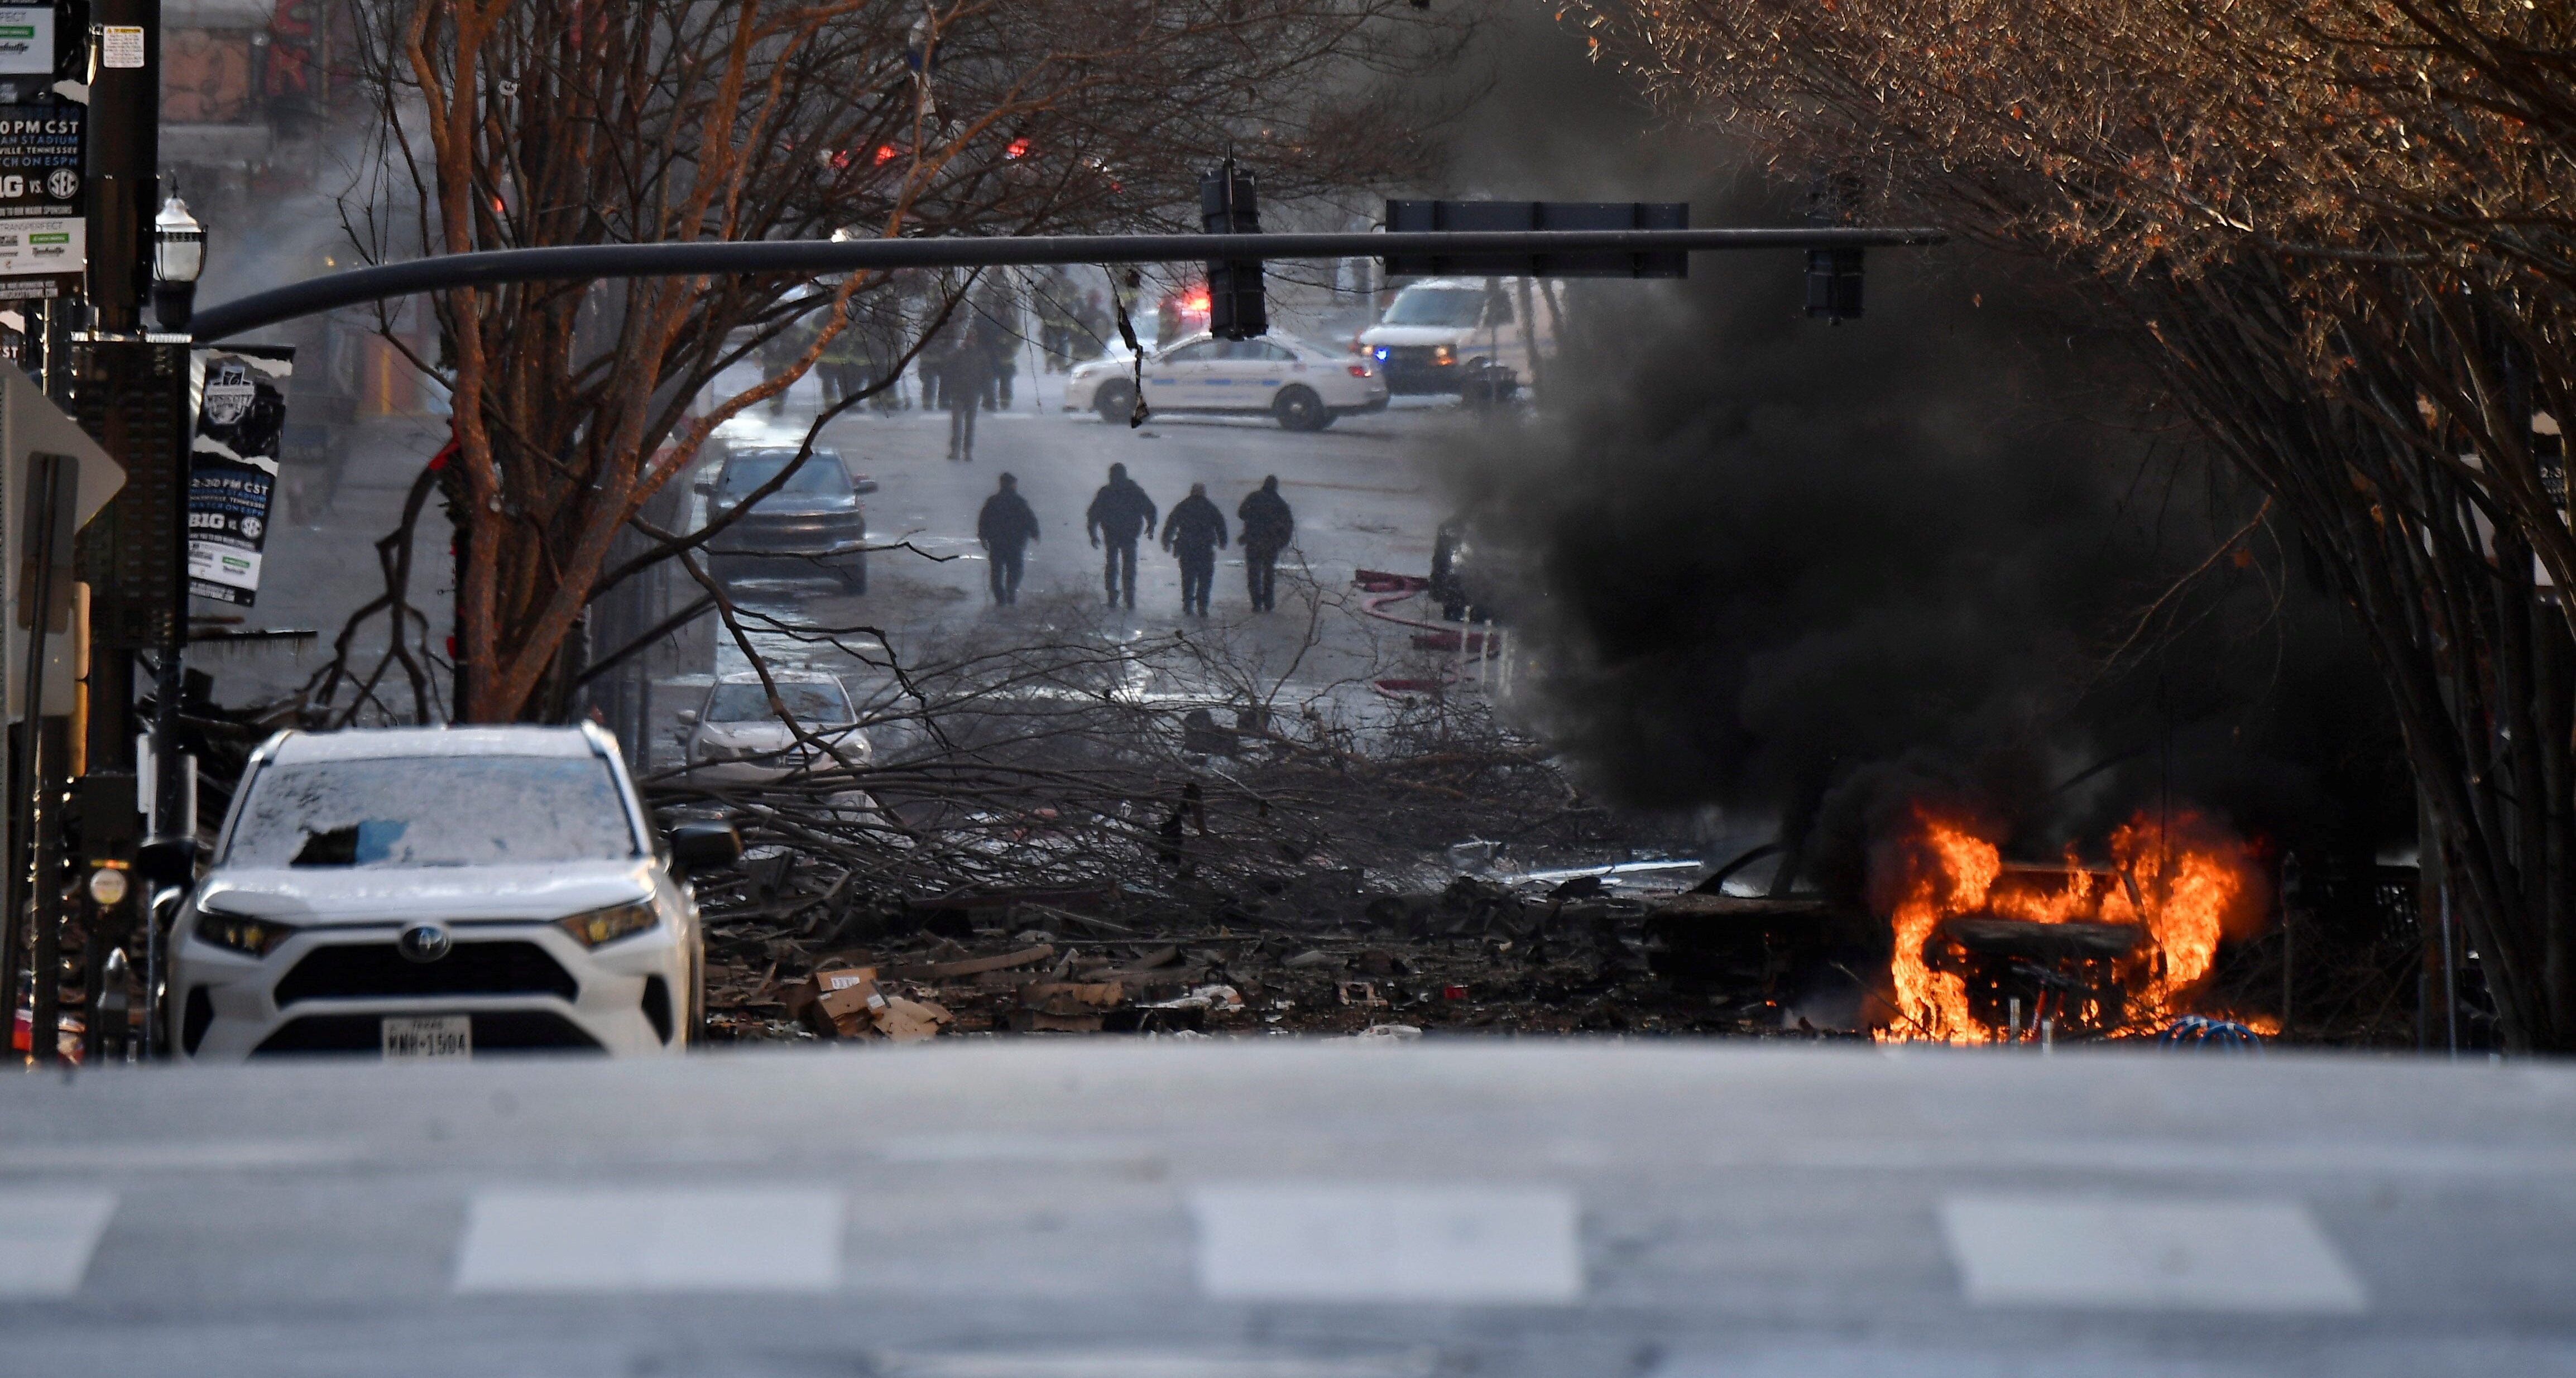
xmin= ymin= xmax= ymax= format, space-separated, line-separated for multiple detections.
xmin=1873 ymin=805 xmax=2266 ymax=1043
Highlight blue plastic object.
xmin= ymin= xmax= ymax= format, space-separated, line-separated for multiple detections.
xmin=2157 ymin=1015 xmax=2264 ymax=1051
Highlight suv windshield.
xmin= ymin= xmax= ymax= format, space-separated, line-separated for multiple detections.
xmin=1383 ymin=288 xmax=1485 ymax=328
xmin=707 ymin=681 xmax=854 ymax=724
xmin=718 ymin=450 xmax=853 ymax=499
xmin=227 ymin=756 xmax=638 ymax=868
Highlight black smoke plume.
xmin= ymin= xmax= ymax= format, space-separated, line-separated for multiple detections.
xmin=1439 ymin=196 xmax=2405 ymax=890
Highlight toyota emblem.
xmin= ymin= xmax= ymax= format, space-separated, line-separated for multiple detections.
xmin=396 ymin=924 xmax=453 ymax=963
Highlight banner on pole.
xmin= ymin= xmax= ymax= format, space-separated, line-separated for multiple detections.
xmin=186 ymin=345 xmax=292 ymax=606
xmin=0 ymin=98 xmax=81 ymax=296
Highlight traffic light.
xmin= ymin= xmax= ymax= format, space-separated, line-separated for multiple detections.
xmin=1200 ymin=157 xmax=1265 ymax=340
xmin=1805 ymin=247 xmax=1864 ymax=321
xmin=1803 ymin=170 xmax=1865 ymax=321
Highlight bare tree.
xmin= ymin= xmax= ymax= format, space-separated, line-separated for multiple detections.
xmin=1580 ymin=0 xmax=2576 ymax=1048
xmin=338 ymin=0 xmax=1471 ymax=723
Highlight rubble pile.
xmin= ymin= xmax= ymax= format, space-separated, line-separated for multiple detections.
xmin=699 ymin=862 xmax=1886 ymax=1041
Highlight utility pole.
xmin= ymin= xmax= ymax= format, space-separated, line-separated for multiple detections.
xmin=60 ymin=0 xmax=187 ymax=1062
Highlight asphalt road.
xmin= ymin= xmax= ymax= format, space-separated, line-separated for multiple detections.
xmin=683 ymin=364 xmax=1494 ymax=753
xmin=193 ymin=362 xmax=1486 ymax=732
xmin=708 ymin=363 xmax=1462 ymax=637
xmin=1 ymin=1043 xmax=2570 ymax=1376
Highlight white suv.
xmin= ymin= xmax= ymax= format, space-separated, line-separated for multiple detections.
xmin=165 ymin=723 xmax=739 ymax=1062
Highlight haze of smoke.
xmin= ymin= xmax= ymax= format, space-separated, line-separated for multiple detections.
xmin=1439 ymin=191 xmax=2400 ymax=885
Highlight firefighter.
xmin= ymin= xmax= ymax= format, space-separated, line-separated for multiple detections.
xmin=1085 ymin=462 xmax=1158 ymax=610
xmin=1236 ymin=474 xmax=1294 ymax=612
xmin=976 ymin=472 xmax=1040 ymax=606
xmin=1161 ymin=482 xmax=1229 ymax=616
xmin=1036 ymin=267 xmax=1077 ymax=371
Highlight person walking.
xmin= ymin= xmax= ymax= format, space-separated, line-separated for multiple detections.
xmin=1085 ymin=462 xmax=1158 ymax=609
xmin=1236 ymin=474 xmax=1294 ymax=612
xmin=943 ymin=318 xmax=1002 ymax=461
xmin=976 ymin=472 xmax=1041 ymax=606
xmin=1161 ymin=482 xmax=1229 ymax=616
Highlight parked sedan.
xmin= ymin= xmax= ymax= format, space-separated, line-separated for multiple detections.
xmin=166 ymin=723 xmax=740 ymax=1061
xmin=678 ymin=672 xmax=874 ymax=786
xmin=1063 ymin=333 xmax=1388 ymax=431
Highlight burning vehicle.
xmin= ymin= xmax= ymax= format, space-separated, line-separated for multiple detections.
xmin=1872 ymin=806 xmax=2272 ymax=1042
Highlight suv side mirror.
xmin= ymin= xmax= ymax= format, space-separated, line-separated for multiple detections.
xmin=675 ymin=708 xmax=698 ymax=725
xmin=693 ymin=478 xmax=716 ymax=496
xmin=666 ymin=821 xmax=742 ymax=873
xmin=136 ymin=835 xmax=200 ymax=888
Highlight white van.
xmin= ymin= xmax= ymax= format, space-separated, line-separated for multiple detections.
xmin=1357 ymin=277 xmax=1557 ymax=398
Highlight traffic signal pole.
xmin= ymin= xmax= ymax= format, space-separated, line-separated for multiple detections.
xmin=186 ymin=225 xmax=1947 ymax=343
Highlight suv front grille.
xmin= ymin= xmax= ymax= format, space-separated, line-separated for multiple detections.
xmin=273 ymin=940 xmax=578 ymax=1007
xmin=709 ymin=511 xmax=866 ymax=553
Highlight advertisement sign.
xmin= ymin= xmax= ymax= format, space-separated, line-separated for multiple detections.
xmin=0 ymin=98 xmax=78 ymax=296
xmin=186 ymin=347 xmax=294 ymax=606
xmin=0 ymin=8 xmax=55 ymax=75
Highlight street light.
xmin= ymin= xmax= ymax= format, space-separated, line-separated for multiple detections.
xmin=153 ymin=195 xmax=205 ymax=333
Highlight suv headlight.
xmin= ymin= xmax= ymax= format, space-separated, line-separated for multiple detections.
xmin=195 ymin=907 xmax=298 ymax=957
xmin=557 ymin=901 xmax=659 ymax=948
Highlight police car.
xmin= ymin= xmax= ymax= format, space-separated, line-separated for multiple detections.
xmin=1063 ymin=332 xmax=1388 ymax=431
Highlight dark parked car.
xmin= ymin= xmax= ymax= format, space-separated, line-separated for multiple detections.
xmin=695 ymin=446 xmax=875 ymax=593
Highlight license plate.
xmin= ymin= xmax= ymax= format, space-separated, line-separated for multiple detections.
xmin=382 ymin=1015 xmax=472 ymax=1060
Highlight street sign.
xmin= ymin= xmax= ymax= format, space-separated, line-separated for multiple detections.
xmin=0 ymin=366 xmax=122 ymax=720
xmin=185 ymin=345 xmax=292 ymax=606
xmin=1382 ymin=201 xmax=1690 ymax=279
xmin=0 ymin=95 xmax=80 ymax=299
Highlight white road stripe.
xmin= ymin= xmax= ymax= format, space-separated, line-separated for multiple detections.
xmin=1190 ymin=1183 xmax=1582 ymax=1304
xmin=454 ymin=1187 xmax=843 ymax=1293
xmin=1939 ymin=1195 xmax=2368 ymax=1313
xmin=0 ymin=1189 xmax=117 ymax=1298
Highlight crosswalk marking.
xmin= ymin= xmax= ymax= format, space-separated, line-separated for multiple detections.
xmin=0 ymin=1189 xmax=117 ymax=1298
xmin=1190 ymin=1183 xmax=1583 ymax=1303
xmin=454 ymin=1187 xmax=844 ymax=1293
xmin=1939 ymin=1195 xmax=2368 ymax=1313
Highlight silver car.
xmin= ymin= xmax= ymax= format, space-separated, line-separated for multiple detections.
xmin=678 ymin=673 xmax=873 ymax=785
xmin=165 ymin=723 xmax=739 ymax=1061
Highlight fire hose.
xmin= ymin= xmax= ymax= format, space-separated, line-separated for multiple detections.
xmin=1352 ymin=570 xmax=1504 ymax=701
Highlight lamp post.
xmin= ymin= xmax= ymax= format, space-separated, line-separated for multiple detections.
xmin=128 ymin=196 xmax=206 ymax=1059
xmin=152 ymin=196 xmax=204 ymax=334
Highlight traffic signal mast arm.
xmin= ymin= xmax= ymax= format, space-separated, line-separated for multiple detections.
xmin=187 ymin=226 xmax=1946 ymax=342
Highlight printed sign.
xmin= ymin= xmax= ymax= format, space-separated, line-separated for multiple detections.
xmin=186 ymin=346 xmax=294 ymax=606
xmin=0 ymin=100 xmax=79 ymax=290
xmin=0 ymin=8 xmax=55 ymax=75
xmin=99 ymin=24 xmax=141 ymax=68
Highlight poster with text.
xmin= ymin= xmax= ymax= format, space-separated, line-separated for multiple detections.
xmin=187 ymin=345 xmax=292 ymax=606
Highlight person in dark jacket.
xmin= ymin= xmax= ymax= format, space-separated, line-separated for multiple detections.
xmin=1160 ymin=482 xmax=1230 ymax=616
xmin=1236 ymin=474 xmax=1294 ymax=612
xmin=942 ymin=318 xmax=1005 ymax=460
xmin=1085 ymin=462 xmax=1158 ymax=609
xmin=976 ymin=473 xmax=1041 ymax=606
